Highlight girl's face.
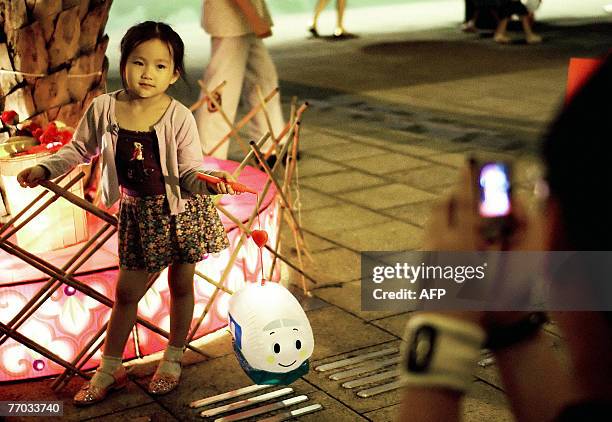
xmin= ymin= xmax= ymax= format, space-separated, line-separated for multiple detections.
xmin=123 ymin=38 xmax=179 ymax=100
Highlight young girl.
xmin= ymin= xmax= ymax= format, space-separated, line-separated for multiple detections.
xmin=17 ymin=21 xmax=237 ymax=405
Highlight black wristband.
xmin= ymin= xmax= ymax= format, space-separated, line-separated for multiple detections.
xmin=484 ymin=312 xmax=548 ymax=350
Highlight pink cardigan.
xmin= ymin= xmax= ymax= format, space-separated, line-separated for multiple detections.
xmin=40 ymin=91 xmax=213 ymax=215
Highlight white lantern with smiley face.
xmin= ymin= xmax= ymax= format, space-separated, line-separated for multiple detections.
xmin=228 ymin=282 xmax=314 ymax=385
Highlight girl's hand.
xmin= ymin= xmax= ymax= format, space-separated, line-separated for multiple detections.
xmin=206 ymin=170 xmax=240 ymax=195
xmin=17 ymin=165 xmax=48 ymax=188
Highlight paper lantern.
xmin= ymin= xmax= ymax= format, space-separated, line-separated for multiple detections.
xmin=228 ymin=282 xmax=314 ymax=385
xmin=0 ymin=151 xmax=88 ymax=252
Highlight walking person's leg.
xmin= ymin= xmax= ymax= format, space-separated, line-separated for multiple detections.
xmin=242 ymin=37 xmax=285 ymax=158
xmin=334 ymin=0 xmax=347 ymax=36
xmin=195 ymin=35 xmax=250 ymax=159
xmin=309 ymin=0 xmax=330 ymax=36
xmin=521 ymin=14 xmax=542 ymax=43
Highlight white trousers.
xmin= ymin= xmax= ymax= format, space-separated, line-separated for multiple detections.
xmin=195 ymin=34 xmax=285 ymax=159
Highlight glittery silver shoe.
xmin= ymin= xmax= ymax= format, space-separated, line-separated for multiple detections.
xmin=148 ymin=372 xmax=180 ymax=395
xmin=73 ymin=366 xmax=127 ymax=406
xmin=148 ymin=358 xmax=181 ymax=395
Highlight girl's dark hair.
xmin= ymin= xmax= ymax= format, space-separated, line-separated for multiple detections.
xmin=119 ymin=21 xmax=186 ymax=89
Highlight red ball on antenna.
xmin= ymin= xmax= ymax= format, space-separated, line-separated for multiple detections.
xmin=251 ymin=230 xmax=268 ymax=248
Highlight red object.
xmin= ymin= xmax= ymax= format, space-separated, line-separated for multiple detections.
xmin=1 ymin=110 xmax=19 ymax=125
xmin=196 ymin=172 xmax=258 ymax=194
xmin=566 ymin=57 xmax=603 ymax=103
xmin=251 ymin=229 xmax=268 ymax=248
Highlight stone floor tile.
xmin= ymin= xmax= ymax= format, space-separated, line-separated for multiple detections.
xmin=314 ymin=280 xmax=407 ymax=322
xmin=281 ymin=226 xmax=337 ymax=254
xmin=296 ymin=156 xmax=346 ymax=177
xmin=338 ymin=183 xmax=436 ymax=210
xmin=305 ymin=340 xmax=403 ymax=413
xmin=307 ymin=307 xmax=396 ymax=360
xmin=380 ymin=200 xmax=437 ymax=228
xmin=299 ymin=203 xmax=392 ymax=234
xmin=290 ymin=390 xmax=368 ymax=422
xmin=308 ymin=143 xmax=389 ymax=162
xmin=131 ymin=354 xmax=315 ymax=421
xmin=389 ymin=164 xmax=459 ymax=191
xmin=0 ymin=377 xmax=154 ymax=422
xmin=328 ymin=219 xmax=423 ymax=252
xmin=299 ymin=170 xmax=387 ymax=194
xmin=299 ymin=130 xmax=353 ymax=151
xmin=427 ymin=152 xmax=469 ymax=168
xmin=294 ymin=186 xmax=343 ymax=211
xmin=296 ymin=247 xmax=362 ymax=287
xmin=343 ymin=154 xmax=430 ymax=175
xmin=82 ymin=402 xmax=177 ymax=422
xmin=370 ymin=313 xmax=412 ymax=338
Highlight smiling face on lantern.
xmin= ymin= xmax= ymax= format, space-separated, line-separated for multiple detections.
xmin=262 ymin=318 xmax=313 ymax=371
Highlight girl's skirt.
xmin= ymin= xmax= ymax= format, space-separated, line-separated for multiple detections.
xmin=118 ymin=193 xmax=229 ymax=273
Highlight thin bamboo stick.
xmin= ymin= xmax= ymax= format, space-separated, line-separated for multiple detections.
xmin=51 ymin=325 xmax=106 ymax=390
xmin=208 ymin=88 xmax=279 ymax=157
xmin=0 ymin=172 xmax=70 ymax=237
xmin=52 ymin=272 xmax=160 ymax=390
xmin=256 ymin=84 xmax=275 ymax=140
xmin=216 ymin=204 xmax=318 ymax=286
xmin=39 ymin=179 xmax=117 ymax=226
xmin=188 ymin=80 xmax=227 ymax=112
xmin=194 ymin=269 xmax=234 ymax=295
xmin=199 ymin=80 xmax=250 ymax=155
xmin=0 ymin=173 xmax=84 ymax=243
xmin=263 ymin=102 xmax=308 ymax=159
xmin=0 ymin=322 xmax=90 ymax=379
xmin=0 ymin=240 xmax=207 ymax=359
xmin=0 ymin=224 xmax=116 ymax=348
xmin=249 ymin=142 xmax=304 ymax=244
xmin=187 ymin=174 xmax=277 ymax=343
xmin=232 ymin=132 xmax=270 ymax=179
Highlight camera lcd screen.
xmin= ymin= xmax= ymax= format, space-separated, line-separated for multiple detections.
xmin=478 ymin=163 xmax=511 ymax=218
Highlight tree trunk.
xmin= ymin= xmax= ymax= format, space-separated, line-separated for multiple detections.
xmin=0 ymin=0 xmax=112 ymax=136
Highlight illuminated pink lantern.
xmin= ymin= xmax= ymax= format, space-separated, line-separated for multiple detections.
xmin=0 ymin=158 xmax=280 ymax=382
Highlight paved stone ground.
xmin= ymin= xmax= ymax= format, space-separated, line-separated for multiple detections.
xmin=3 ymin=8 xmax=612 ymax=422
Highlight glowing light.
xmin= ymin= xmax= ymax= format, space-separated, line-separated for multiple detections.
xmin=0 ymin=162 xmax=88 ymax=252
xmin=0 ymin=290 xmax=27 ymax=322
xmin=0 ymin=158 xmax=281 ymax=382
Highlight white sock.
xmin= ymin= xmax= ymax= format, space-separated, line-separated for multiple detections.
xmin=90 ymin=355 xmax=123 ymax=389
xmin=156 ymin=345 xmax=183 ymax=377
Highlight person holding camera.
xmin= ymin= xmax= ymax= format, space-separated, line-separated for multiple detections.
xmin=399 ymin=55 xmax=612 ymax=421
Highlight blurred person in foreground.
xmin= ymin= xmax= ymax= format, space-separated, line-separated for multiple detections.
xmin=399 ymin=54 xmax=612 ymax=422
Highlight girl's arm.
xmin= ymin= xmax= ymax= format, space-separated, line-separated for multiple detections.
xmin=39 ymin=100 xmax=101 ymax=178
xmin=175 ymin=112 xmax=214 ymax=195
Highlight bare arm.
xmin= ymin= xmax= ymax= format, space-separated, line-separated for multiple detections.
xmin=399 ymin=388 xmax=461 ymax=422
